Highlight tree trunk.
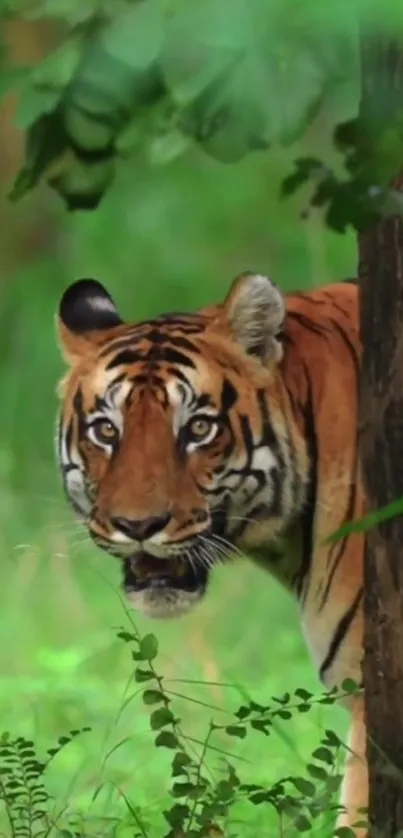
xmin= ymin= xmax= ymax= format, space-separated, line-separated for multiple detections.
xmin=359 ymin=36 xmax=403 ymax=836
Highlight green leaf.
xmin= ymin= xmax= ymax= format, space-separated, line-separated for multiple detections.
xmin=16 ymin=85 xmax=61 ymax=130
xmin=306 ymin=763 xmax=328 ymax=781
xmin=324 ymin=729 xmax=341 ymax=746
xmin=101 ymin=1 xmax=164 ymax=72
xmin=134 ymin=668 xmax=155 ymax=683
xmin=294 ymin=814 xmax=312 ymax=832
xmin=325 ymin=774 xmax=343 ymax=794
xmin=335 ymin=828 xmax=357 ymax=838
xmin=297 ymin=703 xmax=311 ymax=713
xmin=139 ymin=633 xmax=159 ymax=661
xmin=172 ymin=751 xmax=192 ymax=777
xmin=294 ymin=688 xmax=313 ymax=701
xmin=164 ymin=803 xmax=190 ymax=828
xmin=318 ymin=694 xmax=339 ymax=705
xmin=311 ymin=747 xmax=334 ymax=765
xmin=47 ymin=152 xmax=116 ymax=211
xmin=32 ymin=38 xmax=82 ymax=92
xmin=341 ymin=678 xmax=360 ymax=694
xmin=225 ymin=725 xmax=247 ymax=739
xmin=250 ymin=719 xmax=271 ymax=735
xmin=143 ymin=689 xmax=164 ymax=706
xmin=131 ymin=651 xmax=144 ymax=662
xmin=280 ymin=797 xmax=300 ymax=817
xmin=171 ymin=781 xmax=195 ymax=797
xmin=9 ymin=110 xmax=67 ymax=202
xmin=150 ymin=707 xmax=176 ymax=730
xmin=148 ymin=128 xmax=190 ymax=166
xmin=116 ymin=630 xmax=137 ymax=643
xmin=155 ymin=731 xmax=180 ymax=749
xmin=215 ymin=780 xmax=236 ymax=802
xmin=276 ymin=710 xmax=292 ymax=720
xmin=185 ymin=779 xmax=209 ymax=800
xmin=325 ymin=495 xmax=403 ymax=543
xmin=163 ymin=0 xmax=358 ymax=162
xmin=248 ymin=788 xmax=276 ymax=805
xmin=64 ymin=36 xmax=165 ymax=152
xmin=290 ymin=777 xmax=316 ymax=797
xmin=234 ymin=705 xmax=250 ymax=721
xmin=63 ymin=100 xmax=114 ymax=153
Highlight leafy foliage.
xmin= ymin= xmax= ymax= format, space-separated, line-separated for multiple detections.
xmin=0 ymin=726 xmax=90 ymax=837
xmin=281 ymin=114 xmax=403 ymax=233
xmin=1 ymin=0 xmax=361 ymax=209
xmin=0 ymin=620 xmax=365 ymax=834
xmin=114 ymin=625 xmax=365 ymax=837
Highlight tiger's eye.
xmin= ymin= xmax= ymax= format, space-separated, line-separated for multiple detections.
xmin=188 ymin=418 xmax=212 ymax=440
xmin=89 ymin=419 xmax=119 ymax=445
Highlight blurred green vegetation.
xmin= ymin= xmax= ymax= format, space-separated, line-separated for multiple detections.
xmin=0 ymin=51 xmax=357 ymax=832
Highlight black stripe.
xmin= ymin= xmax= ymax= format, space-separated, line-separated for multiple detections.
xmin=130 ymin=373 xmax=149 ymax=386
xmin=317 ymin=321 xmax=360 ymax=610
xmin=100 ymin=332 xmax=142 ymax=357
xmin=322 ymin=294 xmax=354 ymax=320
xmin=256 ymin=390 xmax=280 ymax=451
xmin=144 ymin=330 xmax=198 ymax=352
xmin=328 ymin=317 xmax=360 ymax=380
xmin=319 ymin=588 xmax=363 ymax=681
xmin=239 ymin=415 xmax=254 ymax=470
xmin=166 ymin=367 xmax=191 ymax=386
xmin=277 ymin=381 xmax=300 ymax=508
xmin=107 ymin=349 xmax=144 ymax=368
xmin=73 ymin=388 xmax=84 ymax=431
xmin=211 ymin=496 xmax=231 ymax=537
xmin=64 ymin=418 xmax=74 ymax=458
xmin=72 ymin=387 xmax=90 ymax=469
xmin=318 ymin=442 xmax=359 ymax=611
xmin=196 ymin=393 xmax=214 ymax=409
xmin=159 ymin=347 xmax=195 ymax=368
xmin=287 ymin=310 xmax=333 ymax=339
xmin=221 ymin=378 xmax=238 ymax=411
xmin=99 ymin=322 xmax=203 ymax=359
xmin=292 ymin=362 xmax=317 ymax=600
xmin=291 ymin=293 xmax=327 ymax=306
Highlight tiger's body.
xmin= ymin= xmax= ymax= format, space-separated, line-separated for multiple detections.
xmin=56 ymin=274 xmax=366 ymax=835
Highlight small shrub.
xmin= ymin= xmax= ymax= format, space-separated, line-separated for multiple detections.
xmin=0 ymin=625 xmax=366 ymax=837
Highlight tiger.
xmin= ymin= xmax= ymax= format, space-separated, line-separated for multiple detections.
xmin=55 ymin=272 xmax=366 ymax=836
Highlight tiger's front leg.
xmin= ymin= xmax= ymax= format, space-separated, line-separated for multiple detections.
xmin=337 ymin=693 xmax=368 ymax=837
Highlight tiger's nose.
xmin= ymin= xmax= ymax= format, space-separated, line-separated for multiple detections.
xmin=111 ymin=513 xmax=171 ymax=542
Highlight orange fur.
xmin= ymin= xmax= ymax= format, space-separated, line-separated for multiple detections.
xmin=56 ymin=277 xmax=367 ymax=834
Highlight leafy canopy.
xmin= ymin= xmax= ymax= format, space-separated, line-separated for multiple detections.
xmin=0 ymin=0 xmax=376 ymax=208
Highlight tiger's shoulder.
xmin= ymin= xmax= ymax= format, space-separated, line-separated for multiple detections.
xmin=282 ymin=278 xmax=359 ymax=362
xmin=286 ymin=278 xmax=358 ymax=324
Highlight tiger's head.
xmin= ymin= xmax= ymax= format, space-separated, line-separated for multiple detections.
xmin=56 ymin=273 xmax=307 ymax=618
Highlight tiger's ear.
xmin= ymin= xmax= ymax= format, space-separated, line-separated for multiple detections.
xmin=56 ymin=279 xmax=124 ymax=364
xmin=221 ymin=273 xmax=285 ymax=362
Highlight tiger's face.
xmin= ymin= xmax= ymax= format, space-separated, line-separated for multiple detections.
xmin=56 ymin=273 xmax=305 ymax=618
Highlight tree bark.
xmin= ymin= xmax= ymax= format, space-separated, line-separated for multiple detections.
xmin=359 ymin=36 xmax=403 ymax=836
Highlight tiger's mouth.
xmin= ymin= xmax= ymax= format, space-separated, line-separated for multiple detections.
xmin=122 ymin=551 xmax=209 ymax=594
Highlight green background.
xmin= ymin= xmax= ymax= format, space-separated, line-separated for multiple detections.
xmin=0 ymin=125 xmax=356 ymax=834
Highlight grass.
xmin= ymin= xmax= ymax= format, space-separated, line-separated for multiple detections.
xmin=0 ymin=129 xmax=356 ymax=835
